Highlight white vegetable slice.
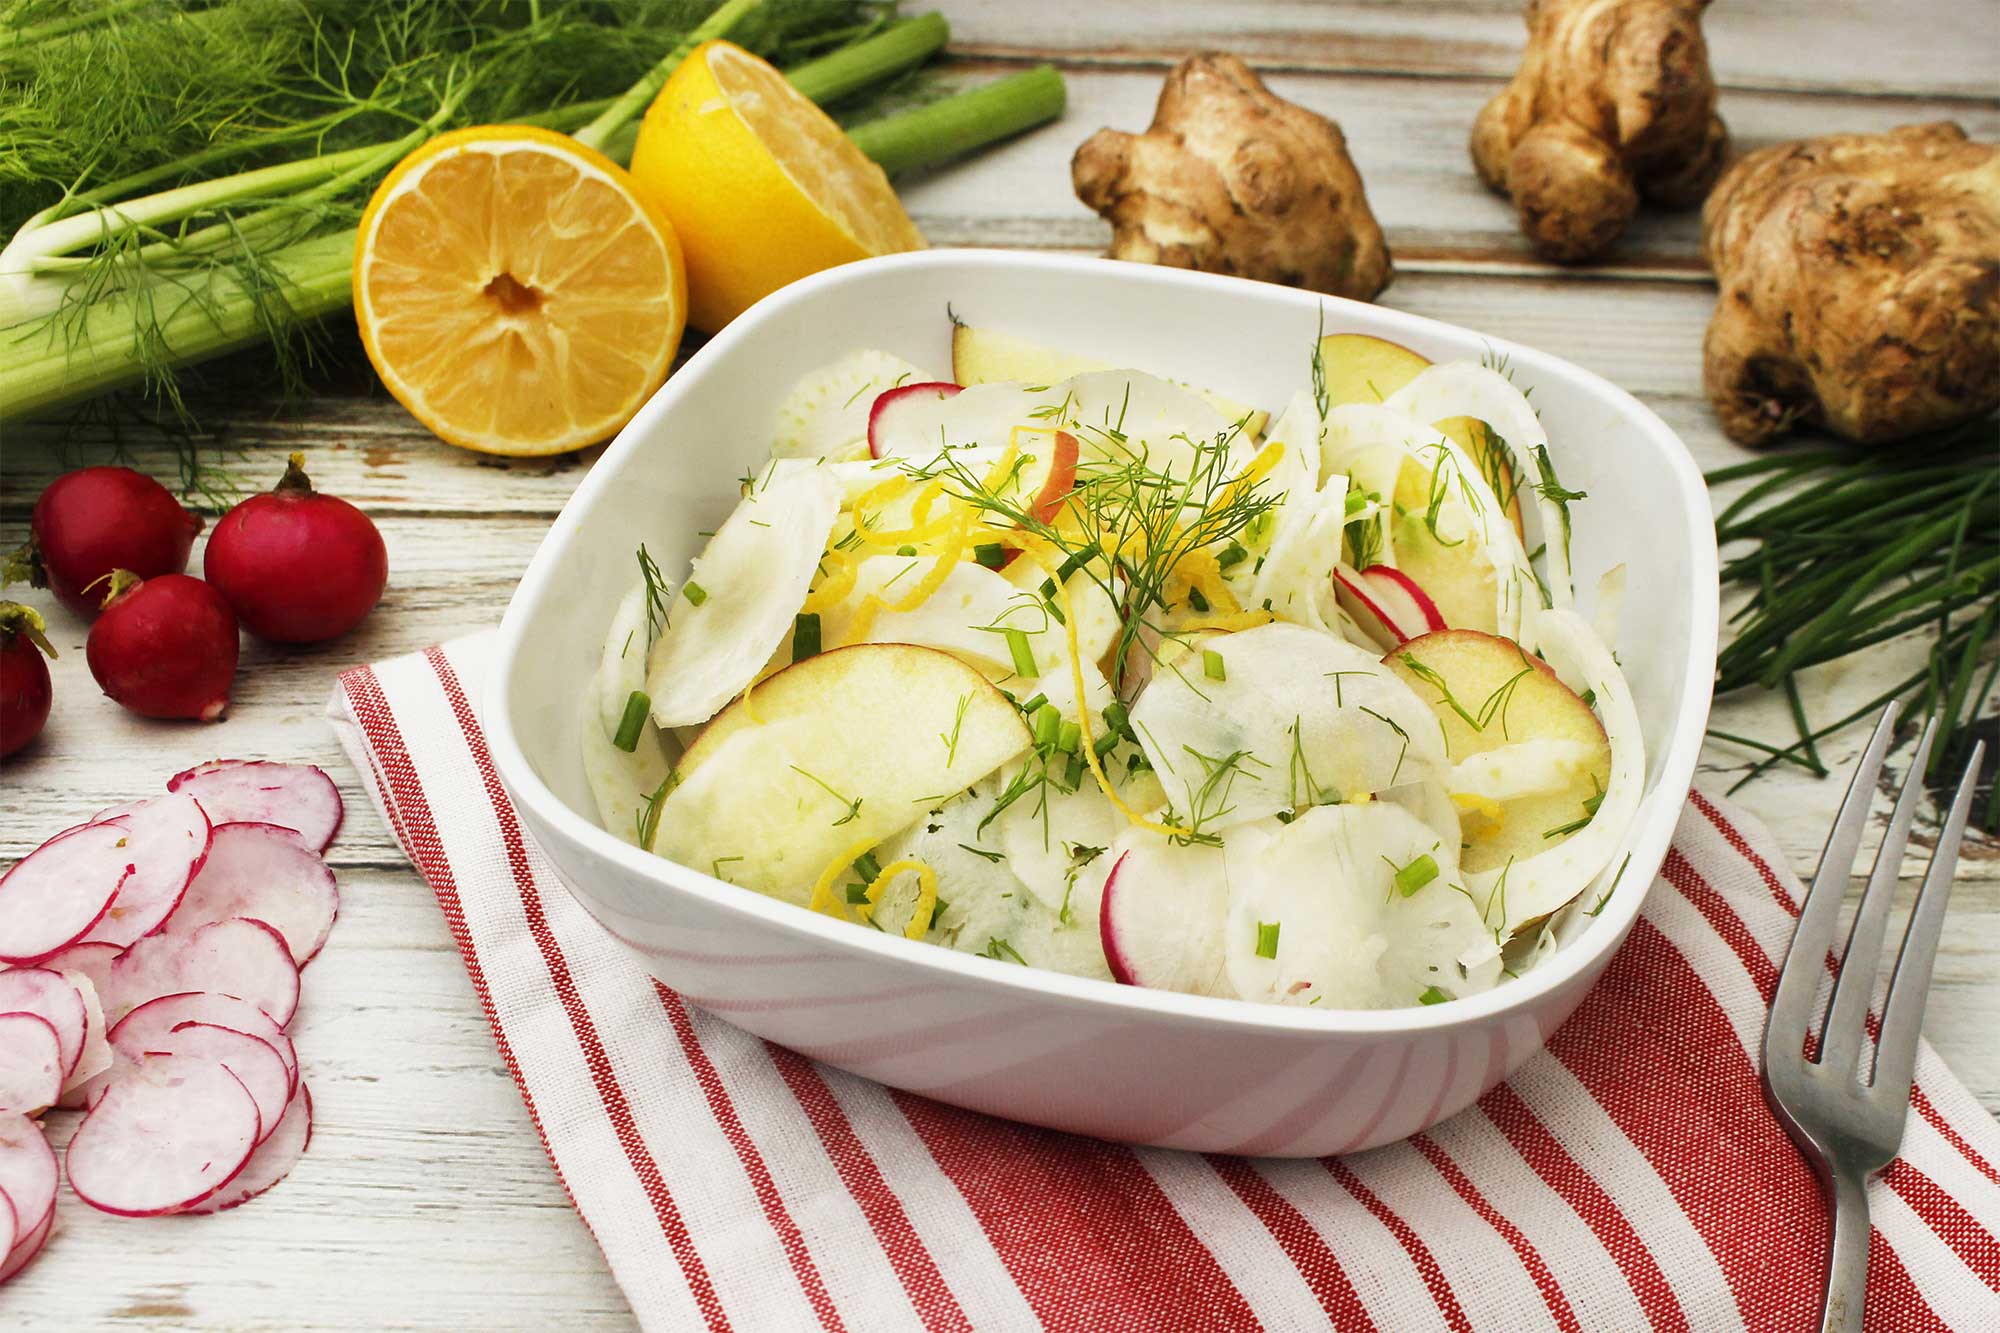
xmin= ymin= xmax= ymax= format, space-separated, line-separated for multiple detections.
xmin=1061 ymin=370 xmax=1240 ymax=479
xmin=1097 ymin=831 xmax=1231 ymax=996
xmin=182 ymin=1081 xmax=311 ymax=1214
xmin=771 ymin=348 xmax=933 ymax=460
xmin=58 ymin=969 xmax=112 ymax=1105
xmin=167 ymin=760 xmax=343 ymax=851
xmin=105 ymin=918 xmax=300 ymax=1028
xmin=0 ymin=822 xmax=131 ymax=963
xmin=66 ymin=1052 xmax=261 ymax=1217
xmin=82 ymin=791 xmax=211 ymax=947
xmin=0 ymin=1112 xmax=57 ymax=1243
xmin=992 ymin=761 xmax=1126 ymax=920
xmin=1251 ymin=471 xmax=1348 ymax=633
xmin=868 ymin=381 xmax=1062 ymax=461
xmin=1450 ymin=738 xmax=1601 ymax=802
xmin=109 ymin=992 xmax=297 ymax=1095
xmin=0 ymin=968 xmax=86 ymax=1078
xmin=165 ymin=823 xmax=338 ymax=967
xmin=1464 ymin=608 xmax=1645 ymax=932
xmin=1130 ymin=622 xmax=1447 ymax=832
xmin=1221 ymin=804 xmax=1502 ymax=1009
xmin=583 ymin=583 xmax=677 ymax=848
xmin=0 ymin=1014 xmax=62 ymax=1115
xmin=0 ymin=1208 xmax=51 ymax=1284
xmin=122 ymin=1022 xmax=291 ymax=1148
xmin=646 ymin=466 xmax=843 ymax=728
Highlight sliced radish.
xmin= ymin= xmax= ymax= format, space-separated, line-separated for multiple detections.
xmin=0 ymin=1187 xmax=14 ymax=1276
xmin=1334 ymin=564 xmax=1447 ymax=648
xmin=67 ymin=1052 xmax=260 ymax=1216
xmin=772 ymin=348 xmax=932 ymax=460
xmin=867 ymin=380 xmax=962 ymax=458
xmin=0 ymin=1014 xmax=62 ymax=1115
xmin=80 ymin=790 xmax=212 ymax=946
xmin=182 ymin=1082 xmax=311 ymax=1214
xmin=109 ymin=992 xmax=297 ymax=1095
xmin=0 ymin=1112 xmax=56 ymax=1243
xmin=865 ymin=381 xmax=1057 ymax=462
xmin=0 ymin=968 xmax=86 ymax=1076
xmin=167 ymin=760 xmax=343 ymax=852
xmin=0 ymin=1207 xmax=51 ymax=1284
xmin=36 ymin=940 xmax=119 ymax=1000
xmin=1098 ymin=834 xmax=1233 ymax=997
xmin=128 ymin=1023 xmax=290 ymax=1146
xmin=164 ymin=823 xmax=338 ymax=967
xmin=57 ymin=969 xmax=112 ymax=1107
xmin=107 ymin=917 xmax=300 ymax=1027
xmin=0 ymin=822 xmax=132 ymax=963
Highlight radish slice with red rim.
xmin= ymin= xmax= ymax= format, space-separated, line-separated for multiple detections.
xmin=0 ymin=1112 xmax=57 ymax=1242
xmin=0 ymin=822 xmax=133 ymax=963
xmin=1098 ymin=834 xmax=1233 ymax=997
xmin=0 ymin=967 xmax=87 ymax=1077
xmin=106 ymin=917 xmax=300 ymax=1027
xmin=182 ymin=1081 xmax=311 ymax=1214
xmin=57 ymin=969 xmax=113 ymax=1106
xmin=0 ymin=1207 xmax=51 ymax=1284
xmin=110 ymin=992 xmax=297 ymax=1095
xmin=80 ymin=791 xmax=212 ymax=947
xmin=164 ymin=823 xmax=337 ymax=967
xmin=0 ymin=1014 xmax=62 ymax=1115
xmin=67 ymin=1052 xmax=261 ymax=1217
xmin=0 ymin=1186 xmax=15 ymax=1275
xmin=866 ymin=380 xmax=962 ymax=458
xmin=123 ymin=1022 xmax=290 ymax=1146
xmin=167 ymin=760 xmax=343 ymax=852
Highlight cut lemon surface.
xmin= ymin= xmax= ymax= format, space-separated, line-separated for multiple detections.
xmin=355 ymin=125 xmax=686 ymax=456
xmin=630 ymin=40 xmax=924 ymax=333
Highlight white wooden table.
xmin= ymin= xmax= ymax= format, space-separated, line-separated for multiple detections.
xmin=3 ymin=3 xmax=1994 ymax=1326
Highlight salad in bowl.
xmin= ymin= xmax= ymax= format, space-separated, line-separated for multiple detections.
xmin=580 ymin=323 xmax=1642 ymax=1014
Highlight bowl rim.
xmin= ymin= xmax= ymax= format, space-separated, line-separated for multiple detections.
xmin=488 ymin=247 xmax=1719 ymax=1038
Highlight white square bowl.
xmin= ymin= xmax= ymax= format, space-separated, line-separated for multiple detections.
xmin=488 ymin=249 xmax=1717 ymax=1157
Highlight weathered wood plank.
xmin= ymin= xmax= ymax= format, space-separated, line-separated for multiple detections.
xmin=934 ymin=0 xmax=2000 ymax=101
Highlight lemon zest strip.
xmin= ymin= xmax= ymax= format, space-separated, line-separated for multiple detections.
xmin=861 ymin=858 xmax=940 ymax=939
xmin=808 ymin=834 xmax=882 ymax=920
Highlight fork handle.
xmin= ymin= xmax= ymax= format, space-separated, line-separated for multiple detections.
xmin=1819 ymin=1172 xmax=1870 ymax=1333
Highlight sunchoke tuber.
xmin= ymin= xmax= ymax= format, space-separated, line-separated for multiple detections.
xmin=1701 ymin=122 xmax=2000 ymax=446
xmin=1473 ymin=0 xmax=1728 ymax=262
xmin=1071 ymin=54 xmax=1391 ymax=301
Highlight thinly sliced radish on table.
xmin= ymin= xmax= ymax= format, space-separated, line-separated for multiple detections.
xmin=167 ymin=760 xmax=343 ymax=851
xmin=57 ymin=970 xmax=112 ymax=1106
xmin=67 ymin=1053 xmax=260 ymax=1216
xmin=182 ymin=1082 xmax=312 ymax=1214
xmin=0 ymin=1208 xmax=51 ymax=1283
xmin=0 ymin=1013 xmax=63 ymax=1115
xmin=81 ymin=791 xmax=211 ymax=946
xmin=106 ymin=917 xmax=300 ymax=1027
xmin=0 ymin=968 xmax=87 ymax=1077
xmin=164 ymin=823 xmax=338 ymax=966
xmin=0 ymin=1187 xmax=14 ymax=1274
xmin=110 ymin=992 xmax=297 ymax=1096
xmin=0 ymin=1113 xmax=56 ymax=1244
xmin=0 ymin=822 xmax=132 ymax=963
xmin=120 ymin=1023 xmax=290 ymax=1145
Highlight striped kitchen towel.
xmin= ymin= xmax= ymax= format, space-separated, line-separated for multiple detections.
xmin=327 ymin=635 xmax=2000 ymax=1332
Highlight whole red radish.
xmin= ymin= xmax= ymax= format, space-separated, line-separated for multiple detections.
xmin=87 ymin=572 xmax=239 ymax=722
xmin=4 ymin=467 xmax=202 ymax=618
xmin=0 ymin=601 xmax=56 ymax=758
xmin=204 ymin=453 xmax=386 ymax=643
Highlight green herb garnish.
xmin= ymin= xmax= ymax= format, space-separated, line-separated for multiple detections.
xmin=612 ymin=690 xmax=649 ymax=752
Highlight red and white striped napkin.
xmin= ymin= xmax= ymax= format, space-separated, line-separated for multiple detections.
xmin=328 ymin=635 xmax=2000 ymax=1332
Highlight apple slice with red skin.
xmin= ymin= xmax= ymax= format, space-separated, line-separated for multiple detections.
xmin=1333 ymin=563 xmax=1447 ymax=648
xmin=867 ymin=381 xmax=962 ymax=459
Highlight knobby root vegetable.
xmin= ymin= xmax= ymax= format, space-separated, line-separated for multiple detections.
xmin=1071 ymin=54 xmax=1391 ymax=300
xmin=1472 ymin=0 xmax=1727 ymax=263
xmin=1701 ymin=121 xmax=2000 ymax=445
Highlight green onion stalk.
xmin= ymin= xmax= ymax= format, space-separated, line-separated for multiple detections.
xmin=0 ymin=2 xmax=1065 ymax=422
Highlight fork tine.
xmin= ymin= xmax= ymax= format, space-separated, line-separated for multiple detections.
xmin=1765 ymin=703 xmax=1901 ymax=1068
xmin=1820 ymin=717 xmax=1938 ymax=1077
xmin=1871 ymin=740 xmax=1984 ymax=1106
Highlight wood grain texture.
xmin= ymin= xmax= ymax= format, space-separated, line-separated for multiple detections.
xmin=2 ymin=2 xmax=1995 ymax=1327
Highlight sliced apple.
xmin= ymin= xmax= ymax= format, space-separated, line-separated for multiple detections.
xmin=1333 ymin=564 xmax=1448 ymax=648
xmin=1435 ymin=417 xmax=1525 ymax=539
xmin=1098 ymin=833 xmax=1233 ymax=996
xmin=1383 ymin=628 xmax=1609 ymax=875
xmin=1389 ymin=458 xmax=1502 ymax=634
xmin=1220 ymin=804 xmax=1501 ymax=1009
xmin=772 ymin=348 xmax=933 ymax=460
xmin=951 ymin=323 xmax=1270 ymax=437
xmin=646 ymin=467 xmax=843 ymax=728
xmin=1317 ymin=333 xmax=1431 ymax=408
xmin=656 ymin=644 xmax=1032 ymax=905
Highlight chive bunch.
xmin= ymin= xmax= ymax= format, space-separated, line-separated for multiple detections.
xmin=1708 ymin=418 xmax=1998 ymax=830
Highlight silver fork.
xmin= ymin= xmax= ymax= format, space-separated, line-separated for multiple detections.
xmin=1761 ymin=702 xmax=1986 ymax=1333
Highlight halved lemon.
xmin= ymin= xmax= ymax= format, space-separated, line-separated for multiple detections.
xmin=355 ymin=125 xmax=687 ymax=456
xmin=630 ymin=40 xmax=925 ymax=333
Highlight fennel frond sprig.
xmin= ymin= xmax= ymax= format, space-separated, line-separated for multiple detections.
xmin=1706 ymin=417 xmax=1998 ymax=830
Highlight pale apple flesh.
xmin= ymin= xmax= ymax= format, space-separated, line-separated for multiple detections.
xmin=1382 ymin=628 xmax=1609 ymax=875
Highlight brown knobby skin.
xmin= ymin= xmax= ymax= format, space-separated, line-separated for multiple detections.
xmin=1472 ymin=0 xmax=1728 ymax=263
xmin=1698 ymin=121 xmax=2000 ymax=446
xmin=1071 ymin=53 xmax=1391 ymax=301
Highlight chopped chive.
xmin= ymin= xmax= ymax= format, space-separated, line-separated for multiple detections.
xmin=612 ymin=691 xmax=649 ymax=752
xmin=1054 ymin=541 xmax=1103 ymax=582
xmin=1005 ymin=627 xmax=1038 ymax=678
xmin=931 ymin=897 xmax=950 ymax=924
xmin=1255 ymin=920 xmax=1280 ymax=959
xmin=1064 ymin=751 xmax=1086 ymax=790
xmin=1044 ymin=596 xmax=1066 ymax=626
xmin=1187 ymin=586 xmax=1210 ymax=613
xmin=1031 ymin=703 xmax=1061 ymax=750
xmin=1039 ymin=577 xmax=1058 ymax=600
xmin=854 ymin=851 xmax=882 ymax=882
xmin=1203 ymin=649 xmax=1227 ymax=681
xmin=974 ymin=542 xmax=1008 ymax=569
xmin=897 ymin=544 xmax=918 ymax=557
xmin=1103 ymin=700 xmax=1131 ymax=737
xmin=1418 ymin=985 xmax=1451 ymax=1005
xmin=1344 ymin=489 xmax=1367 ymax=517
xmin=1216 ymin=541 xmax=1248 ymax=570
xmin=793 ymin=612 xmax=822 ymax=662
xmin=683 ymin=581 xmax=708 ymax=607
xmin=1019 ymin=693 xmax=1048 ymax=716
xmin=1394 ymin=854 xmax=1439 ymax=896
xmin=1093 ymin=730 xmax=1121 ymax=758
xmin=1057 ymin=720 xmax=1082 ymax=754
xmin=845 ymin=882 xmax=871 ymax=904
